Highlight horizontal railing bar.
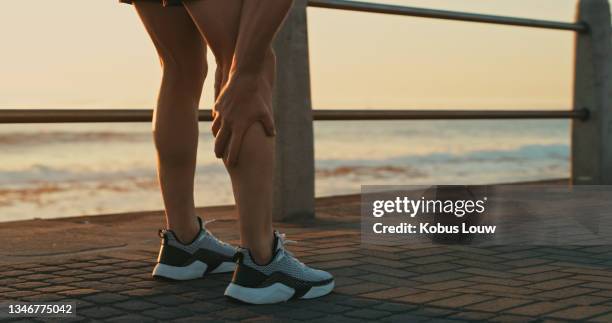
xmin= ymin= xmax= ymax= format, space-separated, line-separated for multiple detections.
xmin=313 ymin=109 xmax=589 ymax=120
xmin=307 ymin=0 xmax=588 ymax=32
xmin=0 ymin=109 xmax=588 ymax=123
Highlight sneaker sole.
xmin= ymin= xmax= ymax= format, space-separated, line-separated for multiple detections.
xmin=152 ymin=261 xmax=235 ymax=280
xmin=224 ymin=280 xmax=334 ymax=304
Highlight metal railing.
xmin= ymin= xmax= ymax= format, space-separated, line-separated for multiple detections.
xmin=308 ymin=0 xmax=588 ymax=32
xmin=1 ymin=0 xmax=611 ymax=221
xmin=0 ymin=108 xmax=589 ymax=123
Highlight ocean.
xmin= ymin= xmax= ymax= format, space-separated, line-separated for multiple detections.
xmin=0 ymin=119 xmax=570 ymax=222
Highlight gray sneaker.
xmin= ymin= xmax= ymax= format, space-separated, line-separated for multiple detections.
xmin=152 ymin=217 xmax=236 ymax=280
xmin=224 ymin=231 xmax=334 ymax=304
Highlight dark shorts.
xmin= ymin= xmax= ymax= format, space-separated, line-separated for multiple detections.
xmin=120 ymin=0 xmax=183 ymax=7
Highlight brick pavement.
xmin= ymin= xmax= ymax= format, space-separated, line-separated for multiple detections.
xmin=1 ymin=193 xmax=612 ymax=322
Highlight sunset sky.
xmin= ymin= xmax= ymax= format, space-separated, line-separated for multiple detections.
xmin=0 ymin=0 xmax=581 ymax=110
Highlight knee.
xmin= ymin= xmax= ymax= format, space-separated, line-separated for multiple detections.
xmin=161 ymin=56 xmax=207 ymax=93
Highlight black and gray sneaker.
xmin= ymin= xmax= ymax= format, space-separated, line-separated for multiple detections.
xmin=224 ymin=231 xmax=334 ymax=304
xmin=152 ymin=217 xmax=237 ymax=280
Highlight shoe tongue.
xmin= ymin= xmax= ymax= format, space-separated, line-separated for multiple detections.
xmin=273 ymin=231 xmax=285 ymax=252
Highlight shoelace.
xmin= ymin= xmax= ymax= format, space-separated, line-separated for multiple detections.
xmin=203 ymin=219 xmax=235 ymax=250
xmin=277 ymin=232 xmax=306 ymax=268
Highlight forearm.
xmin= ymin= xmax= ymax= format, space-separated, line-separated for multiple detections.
xmin=231 ymin=0 xmax=293 ymax=76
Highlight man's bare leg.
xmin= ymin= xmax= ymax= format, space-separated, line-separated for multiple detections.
xmin=134 ymin=1 xmax=206 ymax=243
xmin=183 ymin=0 xmax=276 ymax=264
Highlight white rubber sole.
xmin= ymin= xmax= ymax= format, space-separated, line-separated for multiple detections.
xmin=152 ymin=260 xmax=235 ymax=280
xmin=224 ymin=280 xmax=334 ymax=304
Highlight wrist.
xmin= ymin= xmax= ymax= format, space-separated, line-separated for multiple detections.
xmin=231 ymin=49 xmax=275 ymax=79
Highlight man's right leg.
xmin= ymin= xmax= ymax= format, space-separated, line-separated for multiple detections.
xmin=133 ymin=1 xmax=236 ymax=280
xmin=134 ymin=1 xmax=206 ymax=244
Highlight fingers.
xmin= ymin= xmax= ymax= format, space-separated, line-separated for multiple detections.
xmin=226 ymin=128 xmax=246 ymax=167
xmin=214 ymin=124 xmax=231 ymax=158
xmin=211 ymin=112 xmax=221 ymax=136
xmin=260 ymin=112 xmax=276 ymax=137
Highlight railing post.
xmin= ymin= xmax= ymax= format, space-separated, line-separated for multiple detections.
xmin=272 ymin=0 xmax=315 ymax=221
xmin=572 ymin=0 xmax=612 ymax=185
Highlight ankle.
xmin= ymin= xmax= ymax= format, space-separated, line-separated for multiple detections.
xmin=251 ymin=248 xmax=273 ymax=266
xmin=168 ymin=216 xmax=201 ymax=245
xmin=245 ymin=232 xmax=275 ymax=265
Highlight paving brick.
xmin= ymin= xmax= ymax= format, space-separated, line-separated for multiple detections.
xmin=312 ymin=259 xmax=362 ymax=270
xmin=354 ymin=264 xmax=415 ymax=277
xmin=518 ymin=271 xmax=574 ymax=282
xmin=404 ymin=262 xmax=462 ymax=274
xmin=559 ymin=295 xmax=609 ymax=306
xmin=459 ymin=268 xmax=518 ymax=279
xmin=36 ymin=285 xmax=76 ymax=293
xmin=429 ymin=294 xmax=494 ymax=308
xmin=46 ymin=277 xmax=84 ymax=284
xmin=2 ymin=290 xmax=40 ymax=299
xmin=345 ymin=308 xmax=391 ymax=320
xmin=546 ymin=305 xmax=612 ymax=320
xmin=9 ymin=263 xmax=42 ymax=269
xmin=331 ymin=267 xmax=370 ymax=277
xmin=361 ymin=287 xmax=419 ymax=300
xmin=450 ymin=311 xmax=496 ymax=321
xmin=510 ymin=265 xmax=560 ymax=274
xmin=335 ymin=296 xmax=383 ymax=308
xmin=106 ymin=314 xmax=156 ymax=323
xmin=584 ymin=282 xmax=612 ymax=290
xmin=591 ymin=311 xmax=612 ymax=322
xmin=488 ymin=314 xmax=539 ymax=322
xmin=357 ymin=249 xmax=404 ymax=260
xmin=0 ymin=278 xmax=26 ymax=286
xmin=534 ymin=286 xmax=595 ymax=299
xmin=92 ymin=258 xmax=123 ymax=265
xmin=113 ymin=300 xmax=158 ymax=311
xmin=573 ymin=274 xmax=612 ymax=283
xmin=504 ymin=258 xmax=553 ymax=267
xmin=418 ymin=280 xmax=474 ymax=291
xmin=2 ymin=270 xmax=34 ymax=277
xmin=465 ymin=297 xmax=533 ymax=312
xmin=57 ymin=269 xmax=91 ymax=277
xmin=506 ymin=302 xmax=571 ymax=316
xmin=452 ymin=259 xmax=511 ymax=271
xmin=148 ymin=294 xmax=194 ymax=306
xmin=371 ymin=302 xmax=418 ymax=313
xmin=406 ymin=255 xmax=457 ymax=265
xmin=58 ymin=289 xmax=100 ymax=297
xmin=360 ymin=257 xmax=410 ymax=269
xmin=411 ymin=271 xmax=471 ymax=283
xmin=11 ymin=281 xmax=50 ymax=289
xmin=561 ymin=267 xmax=612 ymax=277
xmin=335 ymin=276 xmax=363 ymax=287
xmin=277 ymin=308 xmax=327 ymax=320
xmin=79 ymin=306 xmax=124 ymax=319
xmin=303 ymin=252 xmax=362 ymax=262
xmin=19 ymin=273 xmax=57 ymax=281
xmin=335 ymin=282 xmax=389 ymax=295
xmin=469 ymin=284 xmax=538 ymax=295
xmin=22 ymin=293 xmax=67 ymax=302
xmin=395 ymin=291 xmax=459 ymax=304
xmin=527 ymin=279 xmax=583 ymax=290
xmin=64 ymin=262 xmax=99 ymax=269
xmin=83 ymin=292 xmax=130 ymax=304
xmin=80 ymin=273 xmax=116 ymax=280
xmin=360 ymin=273 xmax=417 ymax=287
xmin=87 ymin=265 xmax=118 ymax=273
